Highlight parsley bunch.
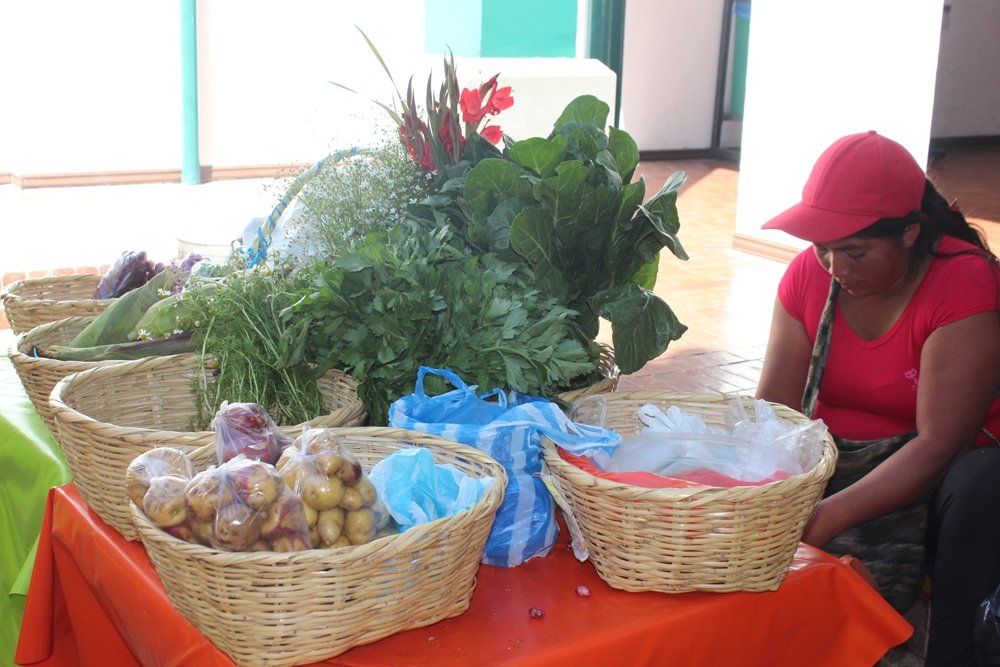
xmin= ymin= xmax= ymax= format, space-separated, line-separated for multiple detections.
xmin=289 ymin=222 xmax=601 ymax=425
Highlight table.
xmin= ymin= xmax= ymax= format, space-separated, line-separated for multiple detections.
xmin=0 ymin=350 xmax=72 ymax=667
xmin=16 ymin=484 xmax=912 ymax=667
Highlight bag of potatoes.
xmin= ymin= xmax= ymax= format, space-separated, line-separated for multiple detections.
xmin=127 ymin=447 xmax=313 ymax=551
xmin=276 ymin=427 xmax=391 ymax=549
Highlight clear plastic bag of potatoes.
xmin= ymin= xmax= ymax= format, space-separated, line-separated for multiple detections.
xmin=276 ymin=427 xmax=391 ymax=549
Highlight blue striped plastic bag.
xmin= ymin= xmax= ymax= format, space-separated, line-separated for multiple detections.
xmin=388 ymin=367 xmax=620 ymax=567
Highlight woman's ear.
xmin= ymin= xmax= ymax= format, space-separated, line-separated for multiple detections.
xmin=902 ymin=221 xmax=922 ymax=248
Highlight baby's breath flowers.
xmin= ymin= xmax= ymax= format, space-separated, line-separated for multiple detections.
xmin=286 ymin=129 xmax=426 ymax=263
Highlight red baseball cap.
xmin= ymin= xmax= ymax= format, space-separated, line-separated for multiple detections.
xmin=762 ymin=130 xmax=926 ymax=243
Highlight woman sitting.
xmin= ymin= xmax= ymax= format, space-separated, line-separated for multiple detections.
xmin=756 ymin=131 xmax=1000 ymax=666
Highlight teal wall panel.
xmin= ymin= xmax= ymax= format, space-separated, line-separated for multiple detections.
xmin=425 ymin=0 xmax=483 ymax=56
xmin=425 ymin=0 xmax=576 ymax=57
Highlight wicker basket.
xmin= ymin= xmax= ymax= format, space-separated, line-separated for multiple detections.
xmin=7 ymin=315 xmax=122 ymax=435
xmin=2 ymin=273 xmax=112 ymax=335
xmin=130 ymin=427 xmax=506 ymax=667
xmin=541 ymin=391 xmax=838 ymax=593
xmin=556 ymin=343 xmax=620 ymax=403
xmin=50 ymin=353 xmax=367 ymax=539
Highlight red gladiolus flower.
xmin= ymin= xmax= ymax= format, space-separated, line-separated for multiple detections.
xmin=419 ymin=140 xmax=435 ymax=170
xmin=460 ymin=88 xmax=487 ymax=124
xmin=488 ymin=86 xmax=514 ymax=114
xmin=478 ymin=73 xmax=499 ymax=96
xmin=481 ymin=125 xmax=503 ymax=145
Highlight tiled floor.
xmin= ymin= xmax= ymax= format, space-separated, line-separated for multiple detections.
xmin=611 ymin=144 xmax=1000 ymax=396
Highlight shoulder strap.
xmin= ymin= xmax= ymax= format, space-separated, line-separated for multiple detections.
xmin=801 ymin=278 xmax=841 ymax=418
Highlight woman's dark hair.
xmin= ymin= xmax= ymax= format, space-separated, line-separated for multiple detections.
xmin=855 ymin=178 xmax=996 ymax=276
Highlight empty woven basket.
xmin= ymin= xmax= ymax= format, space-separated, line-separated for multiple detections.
xmin=2 ymin=273 xmax=112 ymax=335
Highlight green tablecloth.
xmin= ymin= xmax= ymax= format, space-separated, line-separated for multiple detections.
xmin=0 ymin=335 xmax=72 ymax=667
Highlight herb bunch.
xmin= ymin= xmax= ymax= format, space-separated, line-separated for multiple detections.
xmin=186 ymin=255 xmax=322 ymax=428
xmin=288 ymin=221 xmax=600 ymax=425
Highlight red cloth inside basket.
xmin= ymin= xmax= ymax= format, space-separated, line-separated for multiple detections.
xmin=558 ymin=448 xmax=790 ymax=488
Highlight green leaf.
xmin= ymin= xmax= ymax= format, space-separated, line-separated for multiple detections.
xmin=552 ymin=95 xmax=610 ymax=133
xmin=608 ymin=126 xmax=640 ymax=183
xmin=594 ymin=284 xmax=688 ymax=374
xmin=464 ymin=158 xmax=532 ymax=201
xmin=509 ymin=206 xmax=557 ymax=267
xmin=629 ymin=255 xmax=659 ymax=291
xmin=552 ymin=126 xmax=605 ymax=160
xmin=634 ymin=170 xmax=688 ymax=260
xmin=538 ymin=161 xmax=589 ymax=225
xmin=595 ymin=149 xmax=622 ymax=189
xmin=509 ymin=137 xmax=567 ymax=178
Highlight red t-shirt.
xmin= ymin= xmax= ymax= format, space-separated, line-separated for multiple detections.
xmin=778 ymin=236 xmax=1000 ymax=442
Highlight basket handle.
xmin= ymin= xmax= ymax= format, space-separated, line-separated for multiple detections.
xmin=246 ymin=147 xmax=360 ymax=268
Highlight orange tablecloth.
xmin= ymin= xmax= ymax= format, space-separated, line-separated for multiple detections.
xmin=16 ymin=484 xmax=912 ymax=667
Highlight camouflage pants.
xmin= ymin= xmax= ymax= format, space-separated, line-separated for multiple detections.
xmin=822 ymin=431 xmax=928 ymax=613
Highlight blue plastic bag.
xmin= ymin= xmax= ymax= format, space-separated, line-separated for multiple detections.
xmin=388 ymin=367 xmax=620 ymax=567
xmin=368 ymin=447 xmax=495 ymax=531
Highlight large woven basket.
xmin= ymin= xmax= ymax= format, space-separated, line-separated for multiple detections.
xmin=51 ymin=353 xmax=367 ymax=539
xmin=2 ymin=273 xmax=112 ymax=335
xmin=541 ymin=391 xmax=838 ymax=593
xmin=556 ymin=343 xmax=620 ymax=403
xmin=130 ymin=427 xmax=506 ymax=667
xmin=7 ymin=315 xmax=121 ymax=435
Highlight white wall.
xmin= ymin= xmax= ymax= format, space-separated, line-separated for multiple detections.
xmin=733 ymin=0 xmax=945 ymax=254
xmin=3 ymin=0 xmax=997 ymax=181
xmin=931 ymin=0 xmax=1000 ymax=138
xmin=4 ymin=1 xmax=181 ymax=175
xmin=198 ymin=1 xmax=426 ymax=168
xmin=618 ymin=0 xmax=724 ymax=150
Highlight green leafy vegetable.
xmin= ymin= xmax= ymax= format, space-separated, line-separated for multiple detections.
xmin=289 ymin=222 xmax=601 ymax=425
xmin=70 ymin=268 xmax=180 ymax=348
xmin=185 ymin=261 xmax=323 ymax=428
xmin=407 ymin=95 xmax=688 ymax=373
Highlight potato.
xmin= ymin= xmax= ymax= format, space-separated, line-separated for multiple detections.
xmin=353 ymin=478 xmax=378 ymax=507
xmin=165 ymin=520 xmax=197 ymax=544
xmin=227 ymin=458 xmax=283 ymax=510
xmin=301 ymin=474 xmax=345 ymax=511
xmin=189 ymin=518 xmax=215 ymax=546
xmin=336 ymin=457 xmax=363 ymax=486
xmin=275 ymin=446 xmax=297 ymax=471
xmin=345 ymin=508 xmax=376 ymax=545
xmin=312 ymin=450 xmax=343 ymax=477
xmin=126 ymin=447 xmax=193 ymax=508
xmin=271 ymin=533 xmax=311 ymax=552
xmin=302 ymin=501 xmax=319 ymax=527
xmin=213 ymin=500 xmax=262 ymax=551
xmin=317 ymin=508 xmax=345 ymax=546
xmin=340 ymin=487 xmax=364 ymax=511
xmin=185 ymin=469 xmax=227 ymax=522
xmin=299 ymin=428 xmax=342 ymax=456
xmin=143 ymin=475 xmax=189 ymax=528
xmin=259 ymin=489 xmax=309 ymax=540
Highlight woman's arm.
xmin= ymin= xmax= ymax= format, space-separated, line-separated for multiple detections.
xmin=755 ymin=296 xmax=813 ymax=410
xmin=801 ymin=310 xmax=1000 ymax=547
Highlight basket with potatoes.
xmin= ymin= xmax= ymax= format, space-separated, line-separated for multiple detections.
xmin=128 ymin=426 xmax=391 ymax=552
xmin=127 ymin=425 xmax=507 ymax=667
